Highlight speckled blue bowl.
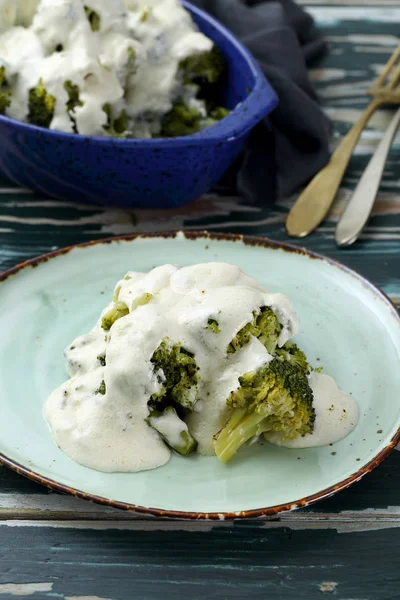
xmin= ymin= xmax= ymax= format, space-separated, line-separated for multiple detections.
xmin=0 ymin=2 xmax=277 ymax=209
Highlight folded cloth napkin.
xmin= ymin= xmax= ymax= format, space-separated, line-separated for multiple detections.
xmin=190 ymin=0 xmax=332 ymax=205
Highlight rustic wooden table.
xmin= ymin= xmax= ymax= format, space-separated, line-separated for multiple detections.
xmin=1 ymin=2 xmax=400 ymax=599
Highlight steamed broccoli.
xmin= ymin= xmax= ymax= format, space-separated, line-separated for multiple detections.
xmin=28 ymin=80 xmax=56 ymax=128
xmin=96 ymin=380 xmax=106 ymax=395
xmin=228 ymin=307 xmax=283 ymax=356
xmin=160 ymin=102 xmax=229 ymax=138
xmin=126 ymin=47 xmax=138 ymax=78
xmin=146 ymin=406 xmax=198 ymax=456
xmin=64 ymin=80 xmax=82 ymax=113
xmin=198 ymin=107 xmax=231 ymax=131
xmin=160 ymin=103 xmax=203 ymax=137
xmin=103 ymin=103 xmax=129 ymax=136
xmin=0 ymin=66 xmax=6 ymax=87
xmin=150 ymin=340 xmax=199 ymax=409
xmin=140 ymin=8 xmax=152 ymax=22
xmin=84 ymin=6 xmax=101 ymax=31
xmin=276 ymin=341 xmax=310 ymax=375
xmin=132 ymin=293 xmax=153 ymax=311
xmin=207 ymin=318 xmax=221 ymax=334
xmin=101 ymin=301 xmax=129 ymax=330
xmin=64 ymin=80 xmax=83 ymax=132
xmin=180 ymin=46 xmax=225 ymax=85
xmin=0 ymin=92 xmax=11 ymax=114
xmin=0 ymin=66 xmax=11 ymax=115
xmin=213 ymin=359 xmax=315 ymax=462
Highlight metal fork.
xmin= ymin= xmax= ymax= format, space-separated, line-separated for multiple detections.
xmin=286 ymin=45 xmax=400 ymax=238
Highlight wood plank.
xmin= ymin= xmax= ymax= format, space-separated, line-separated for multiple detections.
xmin=1 ymin=524 xmax=400 ymax=599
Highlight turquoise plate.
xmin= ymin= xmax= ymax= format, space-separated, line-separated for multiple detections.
xmin=1 ymin=231 xmax=399 ymax=519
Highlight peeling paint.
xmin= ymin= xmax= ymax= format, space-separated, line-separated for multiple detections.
xmin=0 ymin=519 xmax=232 ymax=532
xmin=2 ymin=513 xmax=400 ymax=534
xmin=66 ymin=596 xmax=115 ymax=600
xmin=0 ymin=583 xmax=53 ymax=596
xmin=319 ymin=581 xmax=338 ymax=593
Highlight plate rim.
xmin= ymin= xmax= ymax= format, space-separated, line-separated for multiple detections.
xmin=1 ymin=229 xmax=399 ymax=520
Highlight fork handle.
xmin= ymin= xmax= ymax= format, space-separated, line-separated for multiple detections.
xmin=335 ymin=106 xmax=400 ymax=247
xmin=286 ymin=98 xmax=383 ymax=238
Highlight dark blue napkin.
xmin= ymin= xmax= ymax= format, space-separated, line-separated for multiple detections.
xmin=190 ymin=0 xmax=331 ymax=205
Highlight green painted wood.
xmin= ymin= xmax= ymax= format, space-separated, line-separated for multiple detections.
xmin=1 ymin=524 xmax=400 ymax=599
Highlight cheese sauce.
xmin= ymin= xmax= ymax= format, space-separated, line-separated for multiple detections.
xmin=45 ymin=263 xmax=359 ymax=472
xmin=0 ymin=0 xmax=213 ymax=136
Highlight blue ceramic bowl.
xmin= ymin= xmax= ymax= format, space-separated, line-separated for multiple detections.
xmin=0 ymin=2 xmax=277 ymax=209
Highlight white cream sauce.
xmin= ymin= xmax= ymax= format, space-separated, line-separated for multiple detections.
xmin=0 ymin=0 xmax=213 ymax=137
xmin=148 ymin=409 xmax=190 ymax=449
xmin=45 ymin=262 xmax=359 ymax=473
xmin=265 ymin=372 xmax=359 ymax=448
xmin=45 ymin=262 xmax=300 ymax=471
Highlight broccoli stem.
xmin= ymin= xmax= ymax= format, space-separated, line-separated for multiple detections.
xmin=101 ymin=302 xmax=129 ymax=330
xmin=64 ymin=80 xmax=82 ymax=112
xmin=132 ymin=293 xmax=152 ymax=311
xmin=0 ymin=66 xmax=6 ymax=87
xmin=84 ymin=6 xmax=101 ymax=31
xmin=213 ymin=408 xmax=271 ymax=463
xmin=0 ymin=92 xmax=11 ymax=114
xmin=0 ymin=66 xmax=11 ymax=115
xmin=103 ymin=103 xmax=129 ymax=136
xmin=146 ymin=407 xmax=198 ymax=456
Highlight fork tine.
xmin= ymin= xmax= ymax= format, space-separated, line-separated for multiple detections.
xmin=371 ymin=45 xmax=400 ymax=91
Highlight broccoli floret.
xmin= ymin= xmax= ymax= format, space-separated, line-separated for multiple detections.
xmin=210 ymin=107 xmax=230 ymax=120
xmin=0 ymin=92 xmax=10 ymax=114
xmin=276 ymin=341 xmax=310 ymax=375
xmin=127 ymin=47 xmax=137 ymax=73
xmin=146 ymin=406 xmax=197 ymax=456
xmin=0 ymin=66 xmax=7 ymax=87
xmin=64 ymin=80 xmax=82 ymax=113
xmin=213 ymin=359 xmax=315 ymax=462
xmin=101 ymin=301 xmax=129 ymax=330
xmin=96 ymin=380 xmax=106 ymax=395
xmin=103 ymin=103 xmax=129 ymax=137
xmin=0 ymin=66 xmax=11 ymax=115
xmin=228 ymin=307 xmax=283 ymax=356
xmin=97 ymin=354 xmax=106 ymax=367
xmin=160 ymin=103 xmax=203 ymax=138
xmin=84 ymin=6 xmax=101 ymax=31
xmin=64 ymin=80 xmax=83 ymax=133
xmin=150 ymin=339 xmax=199 ymax=409
xmin=140 ymin=8 xmax=152 ymax=22
xmin=180 ymin=46 xmax=225 ymax=85
xmin=160 ymin=102 xmax=230 ymax=138
xmin=28 ymin=80 xmax=56 ymax=128
xmin=198 ymin=106 xmax=230 ymax=131
xmin=207 ymin=318 xmax=221 ymax=334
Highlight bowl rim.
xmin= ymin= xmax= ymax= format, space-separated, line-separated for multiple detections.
xmin=0 ymin=2 xmax=277 ymax=146
xmin=0 ymin=230 xmax=399 ymax=520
